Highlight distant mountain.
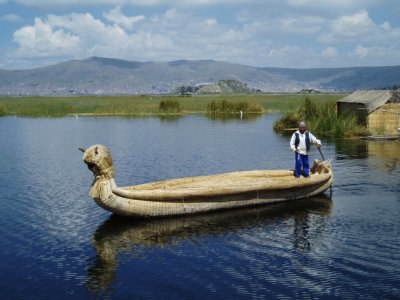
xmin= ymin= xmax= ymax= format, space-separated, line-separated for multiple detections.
xmin=260 ymin=65 xmax=400 ymax=92
xmin=0 ymin=56 xmax=399 ymax=96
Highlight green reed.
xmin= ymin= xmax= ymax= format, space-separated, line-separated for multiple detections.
xmin=206 ymin=98 xmax=263 ymax=115
xmin=0 ymin=93 xmax=345 ymax=117
xmin=159 ymin=99 xmax=182 ymax=113
xmin=274 ymin=97 xmax=368 ymax=137
xmin=0 ymin=102 xmax=5 ymax=116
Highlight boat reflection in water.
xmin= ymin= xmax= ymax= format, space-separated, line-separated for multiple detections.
xmin=87 ymin=195 xmax=332 ymax=293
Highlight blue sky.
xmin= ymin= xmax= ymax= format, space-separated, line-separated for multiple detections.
xmin=1 ymin=0 xmax=400 ymax=70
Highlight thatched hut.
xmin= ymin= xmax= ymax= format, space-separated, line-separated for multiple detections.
xmin=337 ymin=90 xmax=400 ymax=134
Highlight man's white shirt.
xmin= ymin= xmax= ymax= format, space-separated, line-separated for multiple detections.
xmin=290 ymin=131 xmax=321 ymax=155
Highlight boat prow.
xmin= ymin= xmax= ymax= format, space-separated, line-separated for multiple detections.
xmin=81 ymin=144 xmax=333 ymax=217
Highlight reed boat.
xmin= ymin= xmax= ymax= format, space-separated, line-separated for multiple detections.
xmin=80 ymin=144 xmax=333 ymax=217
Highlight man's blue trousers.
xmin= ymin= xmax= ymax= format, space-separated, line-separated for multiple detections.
xmin=294 ymin=152 xmax=309 ymax=177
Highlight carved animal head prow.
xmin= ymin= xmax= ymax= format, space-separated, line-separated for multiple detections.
xmin=83 ymin=144 xmax=115 ymax=179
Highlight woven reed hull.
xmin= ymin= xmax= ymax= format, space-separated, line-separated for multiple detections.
xmin=90 ymin=167 xmax=333 ymax=217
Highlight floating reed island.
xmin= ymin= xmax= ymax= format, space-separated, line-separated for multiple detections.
xmin=80 ymin=145 xmax=333 ymax=218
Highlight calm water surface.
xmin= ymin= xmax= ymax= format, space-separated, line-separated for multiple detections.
xmin=0 ymin=114 xmax=399 ymax=299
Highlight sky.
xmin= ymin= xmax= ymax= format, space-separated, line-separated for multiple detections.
xmin=1 ymin=0 xmax=400 ymax=70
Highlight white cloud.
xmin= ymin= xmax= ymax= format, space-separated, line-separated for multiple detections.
xmin=4 ymin=1 xmax=400 ymax=69
xmin=318 ymin=9 xmax=400 ymax=47
xmin=353 ymin=45 xmax=369 ymax=58
xmin=12 ymin=0 xmax=388 ymax=5
xmin=45 ymin=13 xmax=135 ymax=56
xmin=331 ymin=10 xmax=374 ymax=37
xmin=286 ymin=0 xmax=368 ymax=8
xmin=264 ymin=45 xmax=322 ymax=67
xmin=241 ymin=15 xmax=325 ymax=38
xmin=0 ymin=13 xmax=23 ymax=22
xmin=12 ymin=10 xmax=238 ymax=64
xmin=14 ymin=0 xmax=129 ymax=6
xmin=279 ymin=16 xmax=324 ymax=34
xmin=13 ymin=17 xmax=80 ymax=56
xmin=103 ymin=6 xmax=145 ymax=30
xmin=12 ymin=0 xmax=263 ymax=8
xmin=380 ymin=21 xmax=391 ymax=30
xmin=351 ymin=45 xmax=398 ymax=60
xmin=322 ymin=46 xmax=338 ymax=58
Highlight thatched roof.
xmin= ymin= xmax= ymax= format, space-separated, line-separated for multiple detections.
xmin=338 ymin=90 xmax=400 ymax=113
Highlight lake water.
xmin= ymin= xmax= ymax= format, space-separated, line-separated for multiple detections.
xmin=0 ymin=114 xmax=399 ymax=299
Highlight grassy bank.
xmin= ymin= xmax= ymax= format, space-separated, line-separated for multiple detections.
xmin=0 ymin=94 xmax=345 ymax=117
xmin=273 ymin=97 xmax=369 ymax=137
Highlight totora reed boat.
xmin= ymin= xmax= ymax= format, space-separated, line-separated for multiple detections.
xmin=80 ymin=144 xmax=333 ymax=217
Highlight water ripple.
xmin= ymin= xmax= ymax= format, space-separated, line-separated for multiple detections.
xmin=1 ymin=116 xmax=399 ymax=299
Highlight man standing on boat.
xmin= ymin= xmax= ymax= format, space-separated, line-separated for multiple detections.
xmin=290 ymin=121 xmax=321 ymax=177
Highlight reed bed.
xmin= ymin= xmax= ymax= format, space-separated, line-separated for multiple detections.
xmin=0 ymin=94 xmax=346 ymax=117
xmin=0 ymin=103 xmax=5 ymax=116
xmin=273 ymin=97 xmax=368 ymax=137
xmin=207 ymin=99 xmax=263 ymax=115
xmin=1 ymin=93 xmax=366 ymax=136
xmin=159 ymin=99 xmax=182 ymax=113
